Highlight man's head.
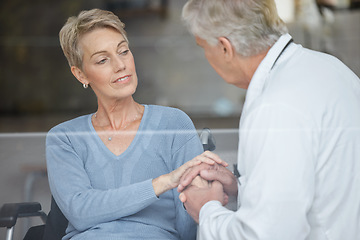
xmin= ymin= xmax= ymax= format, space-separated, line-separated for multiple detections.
xmin=182 ymin=0 xmax=288 ymax=57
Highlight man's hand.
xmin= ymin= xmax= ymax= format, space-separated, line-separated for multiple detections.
xmin=153 ymin=151 xmax=228 ymax=196
xmin=177 ymin=158 xmax=238 ymax=197
xmin=179 ymin=181 xmax=228 ymax=223
xmin=190 ymin=175 xmax=210 ymax=188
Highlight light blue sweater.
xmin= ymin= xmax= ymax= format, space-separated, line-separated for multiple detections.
xmin=46 ymin=105 xmax=203 ymax=240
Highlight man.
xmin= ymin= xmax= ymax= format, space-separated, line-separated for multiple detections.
xmin=177 ymin=0 xmax=360 ymax=239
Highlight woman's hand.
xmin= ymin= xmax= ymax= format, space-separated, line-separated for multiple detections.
xmin=152 ymin=151 xmax=228 ymax=197
xmin=178 ymin=152 xmax=238 ymax=197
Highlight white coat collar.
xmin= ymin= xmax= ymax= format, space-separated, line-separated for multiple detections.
xmin=241 ymin=34 xmax=293 ymax=118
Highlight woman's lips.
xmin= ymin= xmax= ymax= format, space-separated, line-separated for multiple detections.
xmin=113 ymin=75 xmax=131 ymax=83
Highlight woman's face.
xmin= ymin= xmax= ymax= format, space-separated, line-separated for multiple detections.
xmin=73 ymin=27 xmax=138 ymax=101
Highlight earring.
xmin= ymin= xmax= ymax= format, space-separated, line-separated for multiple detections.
xmin=83 ymin=83 xmax=88 ymax=89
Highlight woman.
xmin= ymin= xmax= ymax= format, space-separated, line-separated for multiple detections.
xmin=46 ymin=8 xmax=225 ymax=240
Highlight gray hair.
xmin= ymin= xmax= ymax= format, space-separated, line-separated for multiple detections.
xmin=59 ymin=8 xmax=128 ymax=69
xmin=182 ymin=0 xmax=288 ymax=57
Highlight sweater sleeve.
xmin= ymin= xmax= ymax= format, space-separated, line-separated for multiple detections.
xmin=46 ymin=129 xmax=159 ymax=232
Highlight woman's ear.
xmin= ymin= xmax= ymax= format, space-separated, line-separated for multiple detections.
xmin=218 ymin=37 xmax=235 ymax=61
xmin=71 ymin=66 xmax=88 ymax=85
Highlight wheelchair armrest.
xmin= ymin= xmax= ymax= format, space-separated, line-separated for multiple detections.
xmin=200 ymin=128 xmax=216 ymax=151
xmin=0 ymin=202 xmax=46 ymax=228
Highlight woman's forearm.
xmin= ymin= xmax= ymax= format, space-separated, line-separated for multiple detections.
xmin=152 ymin=174 xmax=173 ymax=197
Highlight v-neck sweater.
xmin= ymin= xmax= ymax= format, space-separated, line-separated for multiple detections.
xmin=46 ymin=105 xmax=203 ymax=240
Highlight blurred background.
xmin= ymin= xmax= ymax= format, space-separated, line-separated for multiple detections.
xmin=0 ymin=0 xmax=359 ymax=239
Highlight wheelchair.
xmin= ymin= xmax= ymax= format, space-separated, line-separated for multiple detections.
xmin=0 ymin=128 xmax=216 ymax=240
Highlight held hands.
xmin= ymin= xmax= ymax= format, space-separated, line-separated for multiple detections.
xmin=177 ymin=151 xmax=238 ymax=223
xmin=152 ymin=151 xmax=228 ymax=197
xmin=179 ymin=180 xmax=228 ymax=223
xmin=178 ymin=151 xmax=238 ymax=197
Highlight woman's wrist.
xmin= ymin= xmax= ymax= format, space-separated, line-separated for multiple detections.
xmin=152 ymin=174 xmax=171 ymax=197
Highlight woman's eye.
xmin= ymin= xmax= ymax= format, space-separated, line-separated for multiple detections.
xmin=97 ymin=59 xmax=107 ymax=64
xmin=120 ymin=50 xmax=129 ymax=55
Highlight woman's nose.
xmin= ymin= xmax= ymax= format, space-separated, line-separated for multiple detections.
xmin=113 ymin=56 xmax=126 ymax=72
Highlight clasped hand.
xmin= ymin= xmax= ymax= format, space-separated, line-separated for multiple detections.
xmin=177 ymin=151 xmax=238 ymax=223
xmin=152 ymin=151 xmax=228 ymax=197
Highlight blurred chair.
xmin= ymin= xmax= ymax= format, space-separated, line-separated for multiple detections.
xmin=317 ymin=0 xmax=360 ymax=9
xmin=21 ymin=164 xmax=48 ymax=236
xmin=316 ymin=0 xmax=360 ymax=53
xmin=294 ymin=0 xmax=359 ymax=54
xmin=350 ymin=0 xmax=360 ymax=8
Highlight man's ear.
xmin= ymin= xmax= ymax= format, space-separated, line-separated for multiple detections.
xmin=218 ymin=37 xmax=235 ymax=61
xmin=71 ymin=66 xmax=88 ymax=85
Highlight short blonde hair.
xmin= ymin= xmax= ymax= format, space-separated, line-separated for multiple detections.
xmin=59 ymin=8 xmax=128 ymax=68
xmin=182 ymin=0 xmax=288 ymax=57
